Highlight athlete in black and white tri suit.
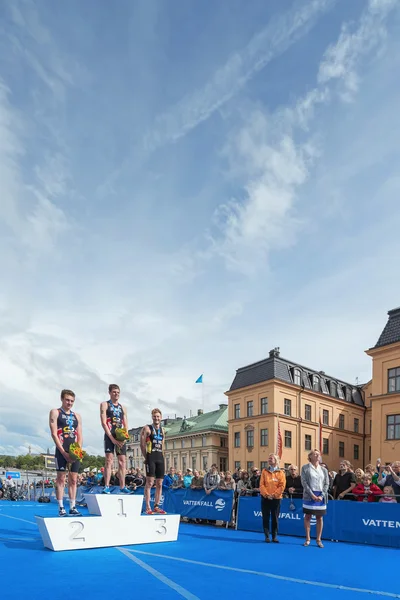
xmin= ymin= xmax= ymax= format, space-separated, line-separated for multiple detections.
xmin=100 ymin=384 xmax=131 ymax=494
xmin=49 ymin=389 xmax=83 ymax=516
xmin=141 ymin=408 xmax=166 ymax=514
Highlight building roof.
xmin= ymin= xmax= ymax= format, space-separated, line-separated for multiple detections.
xmin=229 ymin=348 xmax=364 ymax=407
xmin=163 ymin=405 xmax=228 ymax=437
xmin=374 ymin=307 xmax=400 ymax=349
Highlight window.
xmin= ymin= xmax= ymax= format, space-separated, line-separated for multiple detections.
xmin=354 ymin=418 xmax=359 ymax=433
xmin=260 ymin=461 xmax=268 ymax=470
xmin=337 ymin=385 xmax=344 ymax=400
xmin=192 ymin=456 xmax=196 ymax=471
xmin=202 ymin=436 xmax=207 ymax=447
xmin=202 ymin=456 xmax=207 ymax=471
xmin=305 ymin=434 xmax=312 ymax=451
xmin=191 ymin=438 xmax=195 ymax=448
xmin=284 ymin=463 xmax=291 ymax=471
xmin=346 ymin=388 xmax=352 ymax=402
xmin=182 ymin=439 xmax=185 ymax=448
xmin=182 ymin=456 xmax=187 ymax=471
xmin=220 ymin=437 xmax=227 ymax=447
xmin=166 ymin=457 xmax=170 ymax=471
xmin=285 ymin=431 xmax=292 ymax=448
xmin=370 ymin=420 xmax=372 ymax=434
xmin=322 ymin=409 xmax=329 ymax=426
xmin=246 ymin=430 xmax=254 ymax=447
xmin=354 ymin=445 xmax=359 ymax=460
xmin=320 ymin=378 xmax=328 ymax=394
xmin=388 ymin=368 xmax=400 ymax=393
xmin=247 ymin=401 xmax=254 ymax=417
xmin=247 ymin=461 xmax=254 ymax=472
xmin=387 ymin=414 xmax=400 ymax=440
xmin=234 ymin=432 xmax=241 ymax=448
xmin=220 ymin=457 xmax=227 ymax=472
xmin=294 ymin=369 xmax=301 ymax=386
xmin=339 ymin=414 xmax=345 ymax=429
xmin=260 ymin=428 xmax=268 ymax=446
xmin=305 ymin=404 xmax=312 ymax=421
xmin=234 ymin=403 xmax=240 ymax=419
xmin=284 ymin=398 xmax=292 ymax=416
xmin=261 ymin=397 xmax=268 ymax=414
xmin=339 ymin=441 xmax=345 ymax=457
xmin=322 ymin=438 xmax=329 ymax=454
xmin=174 ymin=456 xmax=178 ymax=469
xmin=330 ymin=382 xmax=336 ymax=397
xmin=312 ymin=375 xmax=319 ymax=391
xmin=173 ymin=441 xmax=176 ymax=450
xmin=234 ymin=461 xmax=241 ymax=471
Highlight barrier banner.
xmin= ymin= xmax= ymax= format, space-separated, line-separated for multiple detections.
xmin=335 ymin=501 xmax=400 ymax=548
xmin=164 ymin=488 xmax=234 ymax=521
xmin=237 ymin=497 xmax=334 ymax=538
xmin=236 ymin=496 xmax=400 ymax=548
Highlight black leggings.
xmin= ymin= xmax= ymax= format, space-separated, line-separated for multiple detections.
xmin=261 ymin=497 xmax=281 ymax=536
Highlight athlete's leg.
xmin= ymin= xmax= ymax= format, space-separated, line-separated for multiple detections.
xmin=154 ymin=478 xmax=163 ymax=506
xmin=145 ymin=477 xmax=154 ymax=511
xmin=55 ymin=471 xmax=66 ymax=507
xmin=68 ymin=470 xmax=78 ymax=507
xmin=117 ymin=453 xmax=126 ymax=489
xmin=104 ymin=452 xmax=114 ymax=486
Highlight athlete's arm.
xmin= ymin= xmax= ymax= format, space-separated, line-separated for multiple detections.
xmin=49 ymin=409 xmax=69 ymax=460
xmin=140 ymin=425 xmax=150 ymax=458
xmin=76 ymin=413 xmax=83 ymax=447
xmin=122 ymin=406 xmax=129 ymax=431
xmin=100 ymin=401 xmax=116 ymax=443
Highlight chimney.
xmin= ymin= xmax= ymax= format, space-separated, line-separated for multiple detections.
xmin=219 ymin=403 xmax=228 ymax=410
xmin=269 ymin=347 xmax=280 ymax=358
xmin=198 ymin=409 xmax=203 ymax=415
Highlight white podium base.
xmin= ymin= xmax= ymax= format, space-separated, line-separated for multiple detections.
xmin=36 ymin=494 xmax=180 ymax=551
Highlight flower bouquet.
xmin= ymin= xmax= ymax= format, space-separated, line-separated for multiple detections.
xmin=115 ymin=427 xmax=129 ymax=454
xmin=69 ymin=442 xmax=85 ymax=463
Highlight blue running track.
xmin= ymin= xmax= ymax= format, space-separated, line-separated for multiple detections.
xmin=0 ymin=502 xmax=399 ymax=600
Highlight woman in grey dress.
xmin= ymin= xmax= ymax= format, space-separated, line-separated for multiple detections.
xmin=301 ymin=449 xmax=329 ymax=548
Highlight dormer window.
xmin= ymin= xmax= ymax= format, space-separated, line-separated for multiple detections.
xmin=313 ymin=375 xmax=319 ymax=391
xmin=293 ymin=368 xmax=301 ymax=386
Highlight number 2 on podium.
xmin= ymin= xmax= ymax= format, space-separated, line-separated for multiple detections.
xmin=69 ymin=521 xmax=85 ymax=543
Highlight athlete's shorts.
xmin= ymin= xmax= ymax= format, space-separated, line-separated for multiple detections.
xmin=104 ymin=435 xmax=127 ymax=456
xmin=55 ymin=449 xmax=80 ymax=473
xmin=145 ymin=453 xmax=165 ymax=479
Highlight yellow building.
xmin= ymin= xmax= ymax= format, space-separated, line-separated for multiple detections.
xmin=365 ymin=307 xmax=400 ymax=464
xmin=163 ymin=407 xmax=228 ymax=473
xmin=226 ymin=308 xmax=400 ymax=471
xmin=127 ymin=407 xmax=229 ymax=474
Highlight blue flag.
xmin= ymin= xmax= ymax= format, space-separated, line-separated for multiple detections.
xmin=195 ymin=374 xmax=203 ymax=384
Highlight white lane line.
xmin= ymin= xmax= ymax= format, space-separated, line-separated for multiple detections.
xmin=0 ymin=514 xmax=36 ymax=526
xmin=117 ymin=547 xmax=200 ymax=600
xmin=126 ymin=549 xmax=400 ymax=599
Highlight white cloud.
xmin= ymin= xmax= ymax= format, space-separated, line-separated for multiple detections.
xmin=0 ymin=0 xmax=400 ymax=460
xmin=209 ymin=0 xmax=399 ymax=273
xmin=318 ymin=0 xmax=399 ymax=101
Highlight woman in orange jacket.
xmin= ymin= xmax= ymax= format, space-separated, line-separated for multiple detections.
xmin=260 ymin=453 xmax=286 ymax=543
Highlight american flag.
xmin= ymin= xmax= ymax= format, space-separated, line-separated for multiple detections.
xmin=276 ymin=419 xmax=283 ymax=459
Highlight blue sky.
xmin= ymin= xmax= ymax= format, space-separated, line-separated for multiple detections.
xmin=1 ymin=0 xmax=400 ymax=456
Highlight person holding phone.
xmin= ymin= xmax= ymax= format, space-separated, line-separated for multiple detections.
xmin=301 ymin=449 xmax=329 ymax=548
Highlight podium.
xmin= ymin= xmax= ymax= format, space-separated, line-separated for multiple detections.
xmin=36 ymin=494 xmax=180 ymax=551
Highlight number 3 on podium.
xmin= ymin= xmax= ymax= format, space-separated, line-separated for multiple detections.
xmin=155 ymin=518 xmax=167 ymax=535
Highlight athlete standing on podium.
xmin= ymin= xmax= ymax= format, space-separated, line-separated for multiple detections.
xmin=141 ymin=408 xmax=166 ymax=514
xmin=49 ymin=389 xmax=83 ymax=516
xmin=100 ymin=384 xmax=132 ymax=494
